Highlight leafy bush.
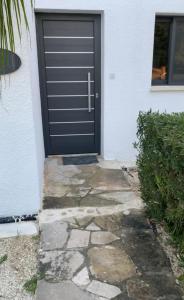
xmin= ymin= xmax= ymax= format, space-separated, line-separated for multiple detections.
xmin=135 ymin=111 xmax=184 ymax=248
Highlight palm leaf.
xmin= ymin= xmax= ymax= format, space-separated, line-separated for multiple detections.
xmin=0 ymin=0 xmax=33 ymax=62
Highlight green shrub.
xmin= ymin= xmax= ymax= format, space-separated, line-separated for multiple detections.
xmin=135 ymin=110 xmax=184 ymax=248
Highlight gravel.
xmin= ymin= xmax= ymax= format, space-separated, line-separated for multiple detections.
xmin=0 ymin=235 xmax=38 ymax=299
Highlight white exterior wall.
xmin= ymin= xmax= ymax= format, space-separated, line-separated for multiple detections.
xmin=1 ymin=0 xmax=184 ymax=216
xmin=0 ymin=4 xmax=45 ymax=217
xmin=35 ymin=0 xmax=184 ymax=163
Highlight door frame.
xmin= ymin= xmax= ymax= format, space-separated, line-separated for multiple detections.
xmin=36 ymin=13 xmax=101 ymax=156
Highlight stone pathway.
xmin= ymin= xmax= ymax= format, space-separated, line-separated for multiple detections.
xmin=36 ymin=158 xmax=183 ymax=300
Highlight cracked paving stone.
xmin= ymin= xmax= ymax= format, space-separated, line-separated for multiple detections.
xmin=39 ymin=250 xmax=84 ymax=281
xmin=36 ymin=280 xmax=99 ymax=300
xmin=87 ymin=280 xmax=121 ymax=299
xmin=72 ymin=267 xmax=90 ymax=287
xmin=88 ymin=246 xmax=136 ymax=284
xmin=86 ymin=223 xmax=101 ymax=231
xmin=67 ymin=229 xmax=90 ymax=248
xmin=40 ymin=221 xmax=68 ymax=251
xmin=91 ymin=232 xmax=119 ymax=245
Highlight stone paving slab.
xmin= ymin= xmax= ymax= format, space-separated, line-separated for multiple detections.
xmin=87 ymin=280 xmax=121 ymax=299
xmin=40 ymin=221 xmax=68 ymax=251
xmin=126 ymin=275 xmax=182 ymax=300
xmin=86 ymin=223 xmax=101 ymax=231
xmin=37 ymin=159 xmax=183 ymax=300
xmin=44 ymin=160 xmax=131 ymax=210
xmin=67 ymin=229 xmax=90 ymax=249
xmin=37 ymin=212 xmax=183 ymax=299
xmin=39 ymin=250 xmax=84 ymax=281
xmin=36 ymin=280 xmax=99 ymax=300
xmin=39 ymin=205 xmax=134 ymax=224
xmin=72 ymin=267 xmax=90 ymax=287
xmin=91 ymin=232 xmax=119 ymax=245
xmin=88 ymin=246 xmax=136 ymax=283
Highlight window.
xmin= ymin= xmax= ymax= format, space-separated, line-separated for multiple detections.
xmin=152 ymin=16 xmax=184 ymax=85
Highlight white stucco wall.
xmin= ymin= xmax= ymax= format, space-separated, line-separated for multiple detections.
xmin=0 ymin=4 xmax=45 ymax=217
xmin=1 ymin=0 xmax=184 ymax=216
xmin=35 ymin=0 xmax=184 ymax=162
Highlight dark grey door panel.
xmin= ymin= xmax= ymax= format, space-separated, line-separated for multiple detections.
xmin=43 ymin=20 xmax=94 ymax=37
xmin=44 ymin=38 xmax=94 ymax=52
xmin=45 ymin=53 xmax=94 ymax=67
xmin=36 ymin=14 xmax=101 ymax=155
xmin=49 ymin=110 xmax=95 ymax=122
xmin=47 ymin=82 xmax=95 ymax=95
xmin=48 ymin=96 xmax=95 ymax=109
xmin=46 ymin=68 xmax=95 ymax=81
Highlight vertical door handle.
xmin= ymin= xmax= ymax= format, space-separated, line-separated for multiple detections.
xmin=88 ymin=72 xmax=91 ymax=113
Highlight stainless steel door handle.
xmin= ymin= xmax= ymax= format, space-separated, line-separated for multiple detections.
xmin=88 ymin=72 xmax=91 ymax=113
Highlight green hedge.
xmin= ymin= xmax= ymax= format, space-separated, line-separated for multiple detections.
xmin=135 ymin=111 xmax=184 ymax=248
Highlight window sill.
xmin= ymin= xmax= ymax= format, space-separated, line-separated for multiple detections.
xmin=151 ymin=86 xmax=184 ymax=92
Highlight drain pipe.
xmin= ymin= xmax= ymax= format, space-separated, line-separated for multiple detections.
xmin=0 ymin=214 xmax=38 ymax=224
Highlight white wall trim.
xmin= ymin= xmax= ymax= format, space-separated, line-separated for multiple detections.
xmin=150 ymin=86 xmax=184 ymax=92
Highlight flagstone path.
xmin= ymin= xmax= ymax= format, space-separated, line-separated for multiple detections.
xmin=36 ymin=158 xmax=183 ymax=300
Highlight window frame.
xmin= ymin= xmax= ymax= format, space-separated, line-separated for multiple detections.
xmin=152 ymin=16 xmax=184 ymax=86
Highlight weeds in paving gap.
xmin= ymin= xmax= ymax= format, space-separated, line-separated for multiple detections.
xmin=23 ymin=273 xmax=45 ymax=294
xmin=0 ymin=254 xmax=8 ymax=265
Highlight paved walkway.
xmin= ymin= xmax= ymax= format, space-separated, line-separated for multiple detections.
xmin=36 ymin=158 xmax=183 ymax=300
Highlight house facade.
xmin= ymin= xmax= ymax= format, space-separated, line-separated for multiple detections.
xmin=1 ymin=0 xmax=184 ymax=218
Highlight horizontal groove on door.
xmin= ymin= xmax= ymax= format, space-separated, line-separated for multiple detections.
xmin=49 ymin=110 xmax=95 ymax=122
xmin=47 ymin=81 xmax=94 ymax=83
xmin=43 ymin=21 xmax=94 ymax=37
xmin=47 ymin=95 xmax=94 ymax=98
xmin=48 ymin=97 xmax=95 ymax=109
xmin=44 ymin=39 xmax=94 ymax=52
xmin=48 ymin=108 xmax=95 ymax=111
xmin=46 ymin=66 xmax=94 ymax=69
xmin=45 ymin=52 xmax=94 ymax=54
xmin=47 ymin=82 xmax=94 ymax=95
xmin=50 ymin=133 xmax=94 ymax=136
xmin=45 ymin=53 xmax=94 ymax=67
xmin=44 ymin=36 xmax=94 ymax=39
xmin=50 ymin=135 xmax=95 ymax=155
xmin=49 ymin=121 xmax=95 ymax=124
xmin=49 ymin=122 xmax=94 ymax=135
xmin=46 ymin=68 xmax=95 ymax=81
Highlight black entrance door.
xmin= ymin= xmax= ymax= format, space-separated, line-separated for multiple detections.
xmin=36 ymin=14 xmax=101 ymax=155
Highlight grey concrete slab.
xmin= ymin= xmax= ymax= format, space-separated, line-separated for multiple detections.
xmin=39 ymin=250 xmax=84 ymax=281
xmin=36 ymin=280 xmax=98 ymax=300
xmin=91 ymin=232 xmax=119 ymax=245
xmin=67 ymin=229 xmax=90 ymax=249
xmin=40 ymin=221 xmax=68 ymax=251
xmin=87 ymin=280 xmax=121 ymax=299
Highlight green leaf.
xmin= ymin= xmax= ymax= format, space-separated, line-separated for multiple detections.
xmin=0 ymin=0 xmax=33 ymax=62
